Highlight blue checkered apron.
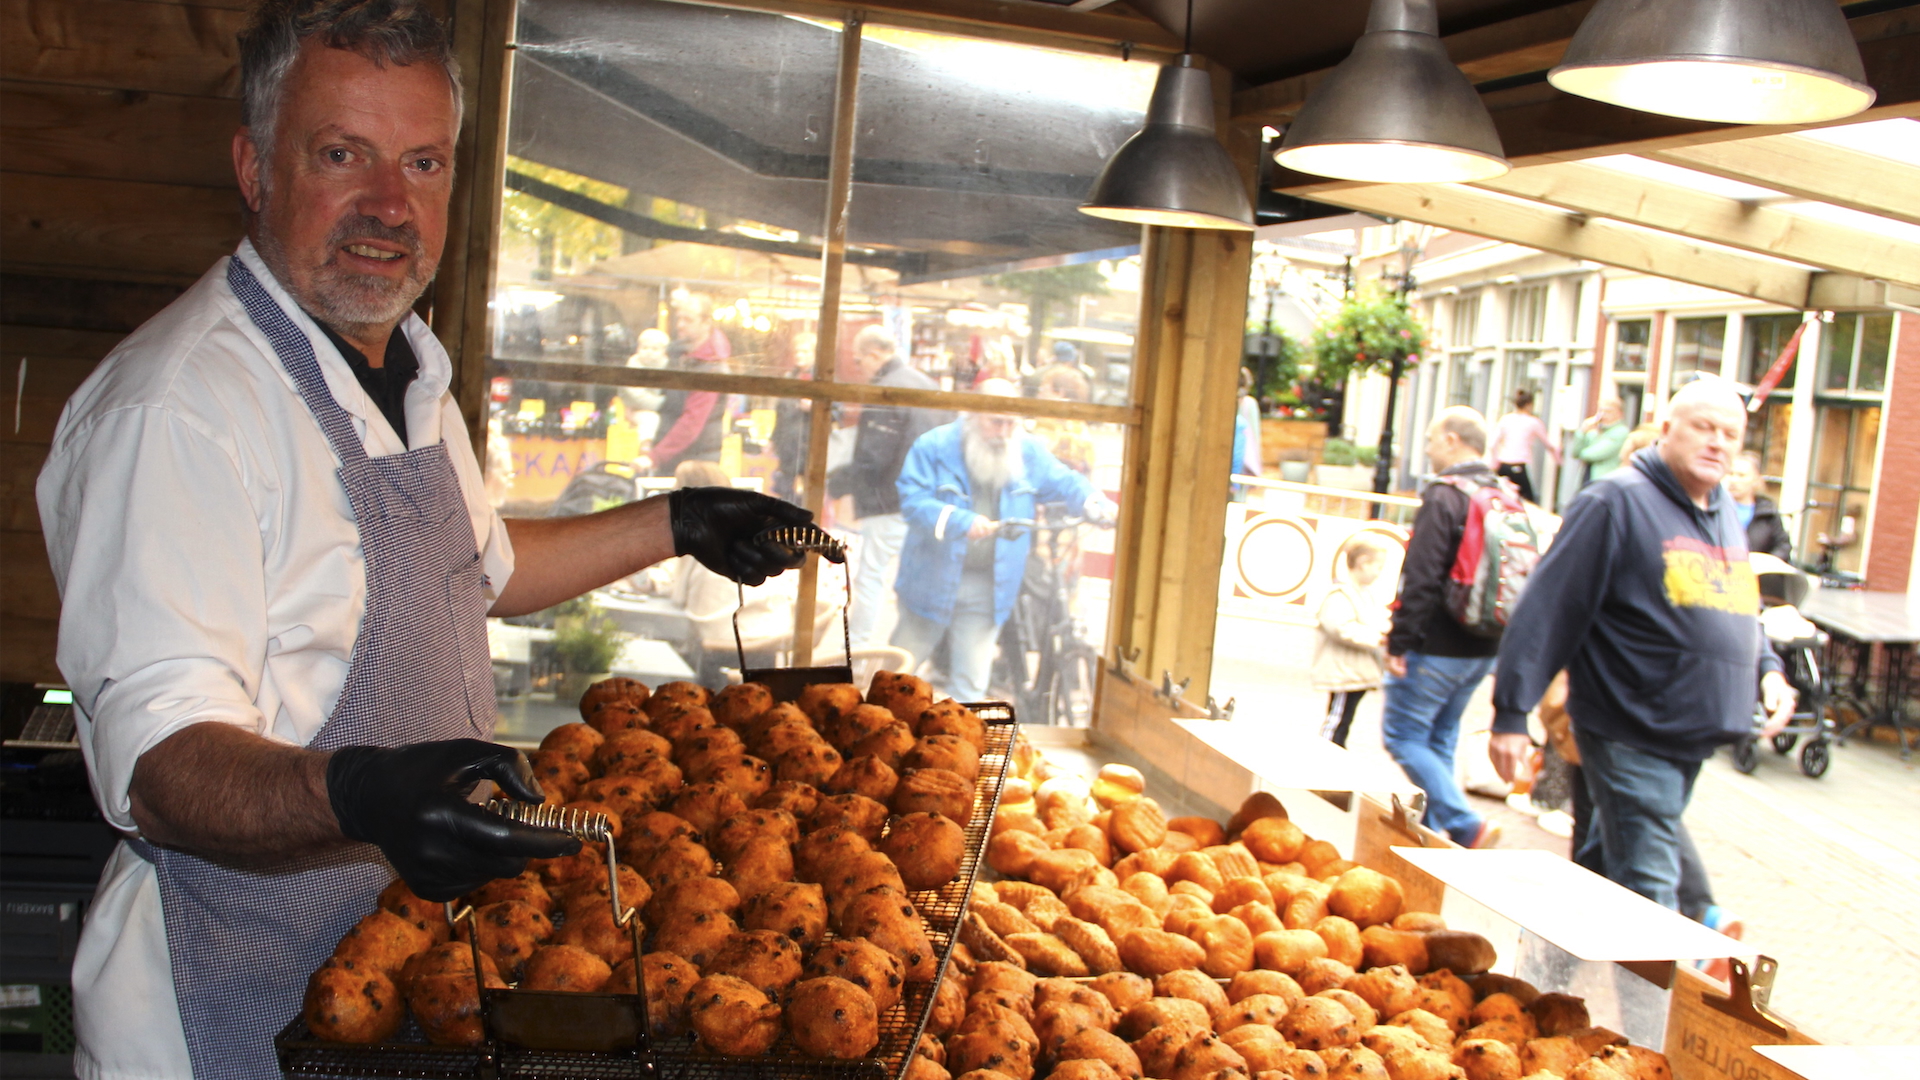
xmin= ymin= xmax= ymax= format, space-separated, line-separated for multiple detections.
xmin=130 ymin=257 xmax=497 ymax=1077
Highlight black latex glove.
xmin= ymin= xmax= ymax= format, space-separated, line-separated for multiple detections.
xmin=327 ymin=739 xmax=581 ymax=902
xmin=669 ymin=486 xmax=830 ymax=586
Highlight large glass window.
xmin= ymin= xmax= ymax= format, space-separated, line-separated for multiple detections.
xmin=1803 ymin=405 xmax=1880 ymax=574
xmin=1741 ymin=313 xmax=1802 ymax=491
xmin=1820 ymin=312 xmax=1894 ymax=395
xmin=1673 ymin=316 xmax=1726 ymax=378
xmin=483 ymin=0 xmax=1152 ymax=737
xmin=1613 ymin=318 xmax=1650 ymax=373
xmin=1507 ymin=285 xmax=1547 ymax=343
xmin=1449 ymin=294 xmax=1480 ymax=348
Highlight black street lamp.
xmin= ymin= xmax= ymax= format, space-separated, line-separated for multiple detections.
xmin=1369 ymin=237 xmax=1423 ymax=515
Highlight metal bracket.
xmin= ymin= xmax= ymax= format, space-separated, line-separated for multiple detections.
xmin=1700 ymin=956 xmax=1790 ymax=1038
xmin=1381 ymin=792 xmax=1434 ymax=844
xmin=1157 ymin=671 xmax=1190 ymax=706
xmin=1110 ymin=646 xmax=1141 ymax=678
xmin=1206 ymin=695 xmax=1236 ymax=721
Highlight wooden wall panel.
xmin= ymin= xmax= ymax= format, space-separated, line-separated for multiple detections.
xmin=0 ymin=172 xmax=242 ymax=283
xmin=1 ymin=80 xmax=239 ymax=187
xmin=1 ymin=0 xmax=244 ymax=98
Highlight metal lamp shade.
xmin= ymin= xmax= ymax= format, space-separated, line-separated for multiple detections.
xmin=1080 ymin=59 xmax=1255 ymax=231
xmin=1275 ymin=0 xmax=1508 ymax=184
xmin=1549 ymin=0 xmax=1874 ymax=124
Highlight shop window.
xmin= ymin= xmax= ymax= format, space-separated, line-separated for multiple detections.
xmin=481 ymin=0 xmax=1150 ymax=738
xmin=1445 ymin=356 xmax=1472 ymax=407
xmin=1673 ymin=316 xmax=1726 ymax=377
xmin=1449 ymin=294 xmax=1480 ymax=348
xmin=1820 ymin=312 xmax=1895 ymax=395
xmin=1803 ymin=404 xmax=1880 ymax=573
xmin=1740 ymin=313 xmax=1802 ymax=495
xmin=1613 ymin=318 xmax=1649 ymax=373
xmin=1506 ymin=285 xmax=1547 ymax=343
xmin=1503 ymin=349 xmax=1545 ymax=415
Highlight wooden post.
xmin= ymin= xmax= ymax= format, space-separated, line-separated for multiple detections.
xmin=1104 ymin=59 xmax=1257 ymax=700
xmin=437 ymin=0 xmax=518 ymax=462
xmin=791 ymin=12 xmax=862 ymax=667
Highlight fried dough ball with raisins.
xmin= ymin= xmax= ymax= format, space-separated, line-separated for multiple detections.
xmin=706 ymin=929 xmax=805 ymax=998
xmin=527 ymin=750 xmax=591 ymax=805
xmin=639 ymin=837 xmax=716 ymax=891
xmin=608 ymin=950 xmax=700 ymax=1037
xmin=798 ymin=683 xmax=864 ymax=729
xmin=408 ymin=967 xmax=506 ymax=1046
xmin=303 ymin=957 xmax=404 ymax=1043
xmin=810 ymin=792 xmax=892 ymax=842
xmin=826 ymin=702 xmax=899 ymax=753
xmin=712 ymin=682 xmax=775 ymax=730
xmin=333 ymin=909 xmax=435 ymax=977
xmin=645 ymin=680 xmax=708 ymax=716
xmin=916 ymin=700 xmax=987 ymax=752
xmin=894 ymin=767 xmax=975 ymax=825
xmin=540 ymin=722 xmax=604 ymax=762
xmin=585 ymin=699 xmax=649 ymax=737
xmin=881 ymin=811 xmax=967 ymax=891
xmin=710 ymin=808 xmax=800 ymax=861
xmin=520 ymin=944 xmax=613 ymax=992
xmin=774 ymin=740 xmax=846 ymax=787
xmin=903 ymin=734 xmax=981 ymax=783
xmin=688 ymin=974 xmax=783 ymax=1056
xmin=807 ymin=938 xmax=906 ymax=1014
xmin=666 ymin=783 xmax=749 ymax=837
xmin=847 ymin=721 xmax=917 ymax=771
xmin=464 ymin=872 xmax=553 ymax=918
xmin=787 ymin=975 xmax=881 ymax=1059
xmin=743 ymin=880 xmax=828 ymax=948
xmin=868 ymin=671 xmax=934 ymax=726
xmin=652 ymin=703 xmax=720 ymax=745
xmin=756 ymin=779 xmax=821 ymax=818
xmin=724 ymin=835 xmax=797 ymax=903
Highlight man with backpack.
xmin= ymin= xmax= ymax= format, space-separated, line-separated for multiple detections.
xmin=1383 ymin=406 xmax=1512 ymax=848
xmin=1489 ymin=379 xmax=1796 ymax=909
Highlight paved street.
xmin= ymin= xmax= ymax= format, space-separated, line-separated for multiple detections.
xmin=1210 ymin=613 xmax=1920 ymax=1046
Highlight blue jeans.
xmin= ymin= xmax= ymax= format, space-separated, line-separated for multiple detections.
xmin=892 ymin=572 xmax=1000 ymax=702
xmin=1383 ymin=652 xmax=1495 ymax=845
xmin=1572 ymin=726 xmax=1701 ymax=910
xmin=848 ymin=513 xmax=908 ymax=648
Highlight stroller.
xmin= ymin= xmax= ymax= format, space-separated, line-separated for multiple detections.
xmin=1729 ymin=554 xmax=1838 ymax=778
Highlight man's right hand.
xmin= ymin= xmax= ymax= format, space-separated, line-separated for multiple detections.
xmin=967 ymin=516 xmax=999 ymax=540
xmin=1385 ymin=653 xmax=1407 ymax=678
xmin=327 ymin=739 xmax=581 ymax=901
xmin=1488 ymin=732 xmax=1535 ymax=783
xmin=669 ymin=486 xmax=819 ymax=585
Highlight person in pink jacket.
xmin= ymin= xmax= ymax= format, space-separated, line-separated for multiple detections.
xmin=1487 ymin=387 xmax=1561 ymax=504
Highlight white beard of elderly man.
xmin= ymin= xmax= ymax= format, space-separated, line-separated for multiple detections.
xmin=889 ymin=379 xmax=1111 ymax=703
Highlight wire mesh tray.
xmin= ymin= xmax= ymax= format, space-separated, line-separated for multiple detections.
xmin=277 ymin=701 xmax=1017 ymax=1080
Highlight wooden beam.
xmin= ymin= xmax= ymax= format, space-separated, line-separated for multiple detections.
xmin=0 ymin=80 xmax=239 ymax=188
xmin=1303 ymin=182 xmax=1832 ymax=309
xmin=488 ymin=358 xmax=1141 ymax=426
xmin=1476 ymin=160 xmax=1920 ymax=288
xmin=0 ymin=172 xmax=242 ymax=283
xmin=1646 ymin=134 xmax=1920 ymax=230
xmin=0 ymin=0 xmax=244 ymax=98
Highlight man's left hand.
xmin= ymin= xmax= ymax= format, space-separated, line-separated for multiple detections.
xmin=669 ymin=487 xmax=820 ymax=586
xmin=1759 ymin=670 xmax=1798 ymax=737
xmin=1488 ymin=732 xmax=1535 ymax=784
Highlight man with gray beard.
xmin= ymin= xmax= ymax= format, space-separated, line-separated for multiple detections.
xmin=891 ymin=379 xmax=1112 ymax=701
xmin=35 ymin=2 xmax=812 ymax=1073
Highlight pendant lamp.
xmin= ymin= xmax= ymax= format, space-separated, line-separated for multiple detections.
xmin=1548 ymin=0 xmax=1873 ymax=125
xmin=1079 ymin=1 xmax=1255 ymax=230
xmin=1274 ymin=0 xmax=1509 ymax=183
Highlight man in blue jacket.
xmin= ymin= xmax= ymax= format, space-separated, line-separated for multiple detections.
xmin=1490 ymin=379 xmax=1796 ymax=909
xmin=892 ymin=380 xmax=1111 ymax=701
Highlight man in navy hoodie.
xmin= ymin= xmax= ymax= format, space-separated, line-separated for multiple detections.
xmin=1489 ymin=379 xmax=1796 ymax=908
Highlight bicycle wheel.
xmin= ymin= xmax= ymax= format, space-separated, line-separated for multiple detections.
xmin=1046 ymin=644 xmax=1100 ymax=727
xmin=1731 ymin=737 xmax=1759 ymax=774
